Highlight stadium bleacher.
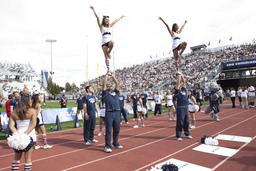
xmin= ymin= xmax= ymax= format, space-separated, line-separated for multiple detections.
xmin=88 ymin=43 xmax=256 ymax=91
xmin=0 ymin=62 xmax=50 ymax=101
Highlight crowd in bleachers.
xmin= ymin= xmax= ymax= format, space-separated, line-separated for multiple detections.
xmin=88 ymin=43 xmax=256 ymax=91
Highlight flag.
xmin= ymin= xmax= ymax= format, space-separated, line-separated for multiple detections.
xmin=229 ymin=36 xmax=232 ymax=41
xmin=208 ymin=42 xmax=210 ymax=46
xmin=169 ymin=50 xmax=172 ymax=54
xmin=219 ymin=39 xmax=221 ymax=44
xmin=150 ymin=55 xmax=152 ymax=58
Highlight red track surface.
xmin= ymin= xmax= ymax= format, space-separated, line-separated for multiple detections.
xmin=0 ymin=101 xmax=255 ymax=171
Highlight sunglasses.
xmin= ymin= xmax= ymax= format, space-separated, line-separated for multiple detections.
xmin=103 ymin=15 xmax=109 ymax=18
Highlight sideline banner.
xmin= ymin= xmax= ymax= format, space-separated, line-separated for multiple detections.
xmin=0 ymin=107 xmax=83 ymax=128
xmin=0 ymin=112 xmax=8 ymax=129
xmin=222 ymin=58 xmax=256 ymax=70
xmin=42 ymin=107 xmax=82 ymax=124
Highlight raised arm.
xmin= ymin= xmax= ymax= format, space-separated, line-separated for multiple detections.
xmin=90 ymin=5 xmax=102 ymax=31
xmin=176 ymin=75 xmax=181 ymax=90
xmin=102 ymin=72 xmax=109 ymax=91
xmin=159 ymin=16 xmax=174 ymax=37
xmin=111 ymin=72 xmax=120 ymax=91
xmin=177 ymin=20 xmax=187 ymax=34
xmin=110 ymin=15 xmax=125 ymax=27
xmin=181 ymin=74 xmax=186 ymax=89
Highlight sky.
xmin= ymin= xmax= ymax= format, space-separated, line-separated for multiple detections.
xmin=0 ymin=0 xmax=255 ymax=87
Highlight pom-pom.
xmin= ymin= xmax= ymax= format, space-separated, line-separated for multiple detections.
xmin=147 ymin=163 xmax=178 ymax=171
xmin=201 ymin=135 xmax=218 ymax=146
xmin=193 ymin=105 xmax=200 ymax=112
xmin=161 ymin=163 xmax=178 ymax=171
xmin=142 ymin=108 xmax=147 ymax=115
xmin=7 ymin=133 xmax=32 ymax=151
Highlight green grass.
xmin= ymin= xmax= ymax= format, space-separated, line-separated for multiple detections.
xmin=0 ymin=100 xmax=213 ymax=141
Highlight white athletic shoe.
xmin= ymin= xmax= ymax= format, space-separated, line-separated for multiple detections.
xmin=126 ymin=122 xmax=129 ymax=124
xmin=133 ymin=125 xmax=138 ymax=128
xmin=104 ymin=147 xmax=112 ymax=153
xmin=42 ymin=144 xmax=52 ymax=149
xmin=35 ymin=145 xmax=41 ymax=150
xmin=184 ymin=135 xmax=193 ymax=139
xmin=84 ymin=141 xmax=90 ymax=146
xmin=98 ymin=132 xmax=102 ymax=137
xmin=120 ymin=122 xmax=122 ymax=125
xmin=141 ymin=124 xmax=145 ymax=127
xmin=176 ymin=137 xmax=182 ymax=141
xmin=189 ymin=125 xmax=195 ymax=129
xmin=112 ymin=145 xmax=123 ymax=149
xmin=169 ymin=118 xmax=172 ymax=121
xmin=90 ymin=139 xmax=98 ymax=143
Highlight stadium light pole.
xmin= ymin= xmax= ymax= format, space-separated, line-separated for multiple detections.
xmin=46 ymin=39 xmax=57 ymax=82
xmin=86 ymin=35 xmax=89 ymax=86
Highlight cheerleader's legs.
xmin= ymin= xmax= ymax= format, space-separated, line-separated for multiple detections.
xmin=107 ymin=40 xmax=115 ymax=54
xmin=102 ymin=46 xmax=111 ymax=72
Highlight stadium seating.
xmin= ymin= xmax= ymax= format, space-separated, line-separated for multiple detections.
xmin=88 ymin=43 xmax=256 ymax=91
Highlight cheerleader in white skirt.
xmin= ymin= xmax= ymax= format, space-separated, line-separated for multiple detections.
xmin=188 ymin=91 xmax=197 ymax=129
xmin=165 ymin=90 xmax=176 ymax=120
xmin=98 ymin=98 xmax=106 ymax=136
xmin=8 ymin=93 xmax=36 ymax=171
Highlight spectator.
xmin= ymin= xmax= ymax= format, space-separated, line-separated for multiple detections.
xmin=60 ymin=94 xmax=67 ymax=108
xmin=241 ymin=87 xmax=248 ymax=109
xmin=5 ymin=94 xmax=13 ymax=136
xmin=131 ymin=89 xmax=138 ymax=120
xmin=248 ymin=85 xmax=255 ymax=108
xmin=154 ymin=91 xmax=162 ymax=116
xmin=230 ymin=88 xmax=236 ymax=108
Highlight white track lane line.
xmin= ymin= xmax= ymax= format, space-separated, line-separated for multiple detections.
xmin=135 ymin=113 xmax=256 ymax=171
xmin=211 ymin=136 xmax=256 ymax=170
xmin=0 ymin=108 xmax=240 ymax=170
xmin=62 ymin=109 xmax=251 ymax=171
xmin=0 ymin=108 xmax=220 ymax=158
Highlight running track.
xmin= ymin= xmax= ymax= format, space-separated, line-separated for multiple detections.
xmin=0 ymin=101 xmax=255 ymax=171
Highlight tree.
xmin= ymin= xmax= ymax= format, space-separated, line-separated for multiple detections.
xmin=71 ymin=83 xmax=78 ymax=90
xmin=65 ymin=82 xmax=72 ymax=92
xmin=47 ymin=77 xmax=61 ymax=96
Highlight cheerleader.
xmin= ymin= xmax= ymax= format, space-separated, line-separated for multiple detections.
xmin=188 ymin=90 xmax=197 ymax=129
xmin=32 ymin=94 xmax=52 ymax=149
xmin=133 ymin=94 xmax=144 ymax=128
xmin=98 ymin=97 xmax=105 ymax=136
xmin=165 ymin=90 xmax=176 ymax=121
xmin=159 ymin=17 xmax=187 ymax=74
xmin=90 ymin=5 xmax=125 ymax=73
xmin=9 ymin=93 xmax=37 ymax=171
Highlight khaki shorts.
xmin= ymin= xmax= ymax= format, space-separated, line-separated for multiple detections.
xmin=248 ymin=96 xmax=255 ymax=103
xmin=77 ymin=109 xmax=84 ymax=114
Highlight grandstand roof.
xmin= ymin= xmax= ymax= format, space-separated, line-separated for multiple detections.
xmin=0 ymin=62 xmax=37 ymax=76
xmin=190 ymin=44 xmax=207 ymax=51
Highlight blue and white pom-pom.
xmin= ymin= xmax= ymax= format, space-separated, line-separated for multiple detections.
xmin=201 ymin=135 xmax=219 ymax=146
xmin=7 ymin=132 xmax=31 ymax=150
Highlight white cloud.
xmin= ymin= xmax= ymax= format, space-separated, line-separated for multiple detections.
xmin=0 ymin=0 xmax=255 ymax=87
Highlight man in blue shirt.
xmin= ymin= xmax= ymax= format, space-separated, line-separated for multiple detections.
xmin=76 ymin=94 xmax=84 ymax=117
xmin=102 ymin=71 xmax=123 ymax=153
xmin=131 ymin=89 xmax=138 ymax=120
xmin=83 ymin=86 xmax=99 ymax=145
xmin=119 ymin=90 xmax=128 ymax=124
xmin=9 ymin=91 xmax=19 ymax=112
xmin=175 ymin=73 xmax=192 ymax=141
xmin=140 ymin=88 xmax=148 ymax=118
